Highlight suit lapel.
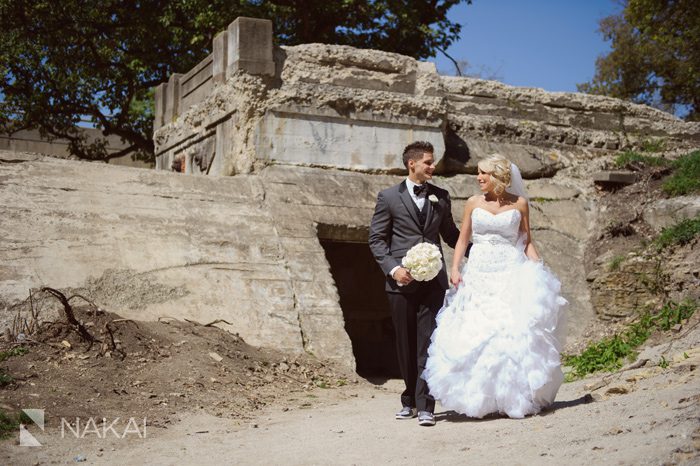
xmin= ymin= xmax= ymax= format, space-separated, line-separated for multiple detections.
xmin=398 ymin=181 xmax=421 ymax=229
xmin=424 ymin=185 xmax=435 ymax=229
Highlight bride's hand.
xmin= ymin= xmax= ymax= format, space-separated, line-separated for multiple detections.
xmin=450 ymin=268 xmax=462 ymax=287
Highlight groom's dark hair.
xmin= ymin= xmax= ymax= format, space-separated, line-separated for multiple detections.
xmin=402 ymin=141 xmax=434 ymax=168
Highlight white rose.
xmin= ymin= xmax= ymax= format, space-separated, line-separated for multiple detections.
xmin=428 ymin=194 xmax=439 ymax=203
xmin=402 ymin=242 xmax=442 ymax=281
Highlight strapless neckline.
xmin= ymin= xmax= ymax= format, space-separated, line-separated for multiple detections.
xmin=473 ymin=207 xmax=521 ymax=217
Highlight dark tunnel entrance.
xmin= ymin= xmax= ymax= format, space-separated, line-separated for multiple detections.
xmin=318 ymin=225 xmax=400 ymax=379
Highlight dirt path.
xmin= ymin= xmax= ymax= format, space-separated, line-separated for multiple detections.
xmin=3 ymin=305 xmax=699 ymax=465
xmin=5 ymin=351 xmax=699 ymax=466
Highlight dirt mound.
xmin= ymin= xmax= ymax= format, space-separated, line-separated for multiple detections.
xmin=0 ymin=292 xmax=355 ymax=429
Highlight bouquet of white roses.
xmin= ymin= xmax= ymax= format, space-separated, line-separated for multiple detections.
xmin=402 ymin=242 xmax=442 ymax=281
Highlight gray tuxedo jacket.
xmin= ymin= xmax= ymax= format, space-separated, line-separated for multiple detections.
xmin=369 ymin=181 xmax=461 ymax=293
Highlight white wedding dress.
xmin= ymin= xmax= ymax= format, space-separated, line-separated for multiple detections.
xmin=423 ymin=207 xmax=567 ymax=419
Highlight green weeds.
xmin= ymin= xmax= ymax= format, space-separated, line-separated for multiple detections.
xmin=563 ymin=300 xmax=696 ymax=380
xmin=653 ymin=216 xmax=700 ymax=251
xmin=662 ymin=150 xmax=700 ymax=196
xmin=0 ymin=346 xmax=28 ymax=362
xmin=607 ymin=255 xmax=625 ymax=271
xmin=0 ymin=410 xmax=32 ymax=439
xmin=614 ymin=150 xmax=670 ymax=168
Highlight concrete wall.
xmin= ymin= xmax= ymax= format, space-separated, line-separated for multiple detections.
xmin=153 ymin=17 xmax=699 ymax=179
xmin=0 ymin=149 xmax=600 ymax=367
xmin=0 ymin=128 xmax=150 ymax=168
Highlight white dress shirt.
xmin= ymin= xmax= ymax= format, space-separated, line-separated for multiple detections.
xmin=390 ymin=178 xmax=428 ymax=280
xmin=405 ymin=178 xmax=427 ymax=210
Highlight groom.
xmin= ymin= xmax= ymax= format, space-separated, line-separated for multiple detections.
xmin=369 ymin=141 xmax=463 ymax=427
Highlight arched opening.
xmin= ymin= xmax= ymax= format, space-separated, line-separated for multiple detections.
xmin=318 ymin=224 xmax=400 ymax=378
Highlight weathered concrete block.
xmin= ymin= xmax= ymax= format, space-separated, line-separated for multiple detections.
xmin=154 ymin=83 xmax=167 ymax=130
xmin=227 ymin=17 xmax=274 ymax=77
xmin=643 ymin=196 xmax=700 ymax=231
xmin=163 ymin=73 xmax=182 ymax=123
xmin=254 ymin=108 xmax=444 ymax=172
xmin=212 ymin=30 xmax=228 ymax=83
xmin=593 ymin=171 xmax=637 ymax=187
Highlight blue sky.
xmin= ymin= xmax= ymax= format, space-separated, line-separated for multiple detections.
xmin=432 ymin=0 xmax=622 ymax=92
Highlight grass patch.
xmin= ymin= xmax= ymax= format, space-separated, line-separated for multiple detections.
xmin=0 ymin=370 xmax=13 ymax=387
xmin=0 ymin=410 xmax=18 ymax=439
xmin=614 ymin=150 xmax=670 ymax=169
xmin=662 ymin=150 xmax=700 ymax=196
xmin=640 ymin=139 xmax=665 ymax=153
xmin=0 ymin=409 xmax=32 ymax=439
xmin=0 ymin=346 xmax=28 ymax=388
xmin=0 ymin=346 xmax=28 ymax=363
xmin=563 ymin=300 xmax=696 ymax=380
xmin=607 ymin=255 xmax=625 ymax=271
xmin=653 ymin=216 xmax=700 ymax=251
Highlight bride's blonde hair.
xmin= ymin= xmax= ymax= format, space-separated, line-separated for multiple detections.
xmin=477 ymin=154 xmax=512 ymax=196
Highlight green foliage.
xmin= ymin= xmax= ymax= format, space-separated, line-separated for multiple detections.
xmin=608 ymin=255 xmax=625 ymax=271
xmin=564 ymin=300 xmax=696 ymax=379
xmin=613 ymin=150 xmax=669 ymax=169
xmin=0 ymin=346 xmax=28 ymax=362
xmin=0 ymin=346 xmax=27 ymax=388
xmin=0 ymin=1 xmax=471 ymax=161
xmin=0 ymin=410 xmax=32 ymax=438
xmin=640 ymin=139 xmax=665 ymax=153
xmin=0 ymin=370 xmax=13 ymax=387
xmin=578 ymin=0 xmax=700 ymax=120
xmin=613 ymin=150 xmax=700 ymax=197
xmin=662 ymin=151 xmax=700 ymax=196
xmin=653 ymin=216 xmax=700 ymax=251
xmin=0 ymin=410 xmax=19 ymax=438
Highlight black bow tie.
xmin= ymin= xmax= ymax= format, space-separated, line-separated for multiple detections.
xmin=413 ymin=184 xmax=428 ymax=196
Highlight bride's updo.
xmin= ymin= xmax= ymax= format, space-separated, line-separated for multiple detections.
xmin=477 ymin=154 xmax=512 ymax=197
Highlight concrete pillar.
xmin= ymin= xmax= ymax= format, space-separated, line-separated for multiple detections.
xmin=154 ymin=82 xmax=167 ymax=130
xmin=226 ymin=17 xmax=274 ymax=77
xmin=163 ymin=73 xmax=182 ymax=124
xmin=213 ymin=31 xmax=228 ymax=84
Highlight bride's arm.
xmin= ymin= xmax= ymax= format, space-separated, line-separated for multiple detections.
xmin=451 ymin=197 xmax=475 ymax=286
xmin=520 ymin=199 xmax=541 ymax=262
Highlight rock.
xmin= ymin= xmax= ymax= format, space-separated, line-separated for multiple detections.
xmin=605 ymin=386 xmax=630 ymax=395
xmin=589 ymin=258 xmax=663 ymax=319
xmin=643 ymin=196 xmax=700 ymax=232
xmin=526 ymin=180 xmax=581 ymax=200
xmin=584 ymin=380 xmax=607 ymax=391
xmin=208 ymin=352 xmax=223 ymax=362
xmin=593 ymin=171 xmax=637 ymax=188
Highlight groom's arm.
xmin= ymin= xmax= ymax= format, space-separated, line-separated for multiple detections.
xmin=369 ymin=191 xmax=400 ymax=276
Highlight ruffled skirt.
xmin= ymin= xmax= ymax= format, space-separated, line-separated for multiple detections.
xmin=423 ymin=244 xmax=567 ymax=419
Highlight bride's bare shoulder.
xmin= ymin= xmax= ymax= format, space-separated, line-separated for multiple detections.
xmin=515 ymin=196 xmax=529 ymax=212
xmin=461 ymin=195 xmax=481 ymax=216
xmin=466 ymin=195 xmax=482 ymax=205
xmin=464 ymin=195 xmax=481 ymax=210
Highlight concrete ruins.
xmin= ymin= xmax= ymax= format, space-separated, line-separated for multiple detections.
xmin=1 ymin=17 xmax=698 ymax=372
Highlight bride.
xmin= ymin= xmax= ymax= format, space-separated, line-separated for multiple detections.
xmin=423 ymin=154 xmax=567 ymax=419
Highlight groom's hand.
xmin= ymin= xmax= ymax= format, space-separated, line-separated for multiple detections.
xmin=393 ymin=267 xmax=414 ymax=285
xmin=450 ymin=269 xmax=462 ymax=287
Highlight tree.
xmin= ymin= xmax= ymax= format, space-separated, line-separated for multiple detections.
xmin=0 ymin=0 xmax=470 ymax=162
xmin=578 ymin=0 xmax=700 ymax=120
